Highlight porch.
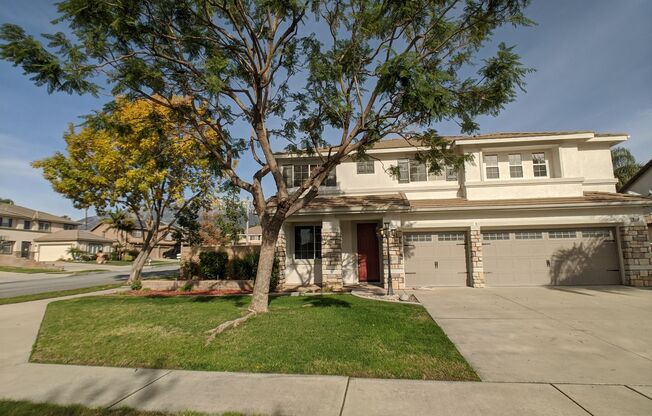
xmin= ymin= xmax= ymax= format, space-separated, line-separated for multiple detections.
xmin=276 ymin=217 xmax=405 ymax=291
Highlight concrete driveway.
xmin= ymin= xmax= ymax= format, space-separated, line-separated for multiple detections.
xmin=415 ymin=286 xmax=652 ymax=385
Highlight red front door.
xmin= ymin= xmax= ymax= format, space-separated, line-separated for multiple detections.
xmin=357 ymin=223 xmax=380 ymax=282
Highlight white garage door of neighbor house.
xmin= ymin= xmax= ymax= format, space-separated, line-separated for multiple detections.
xmin=482 ymin=228 xmax=621 ymax=286
xmin=38 ymin=245 xmax=67 ymax=262
xmin=403 ymin=232 xmax=468 ymax=287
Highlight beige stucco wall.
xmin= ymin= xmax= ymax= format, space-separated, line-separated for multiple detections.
xmin=0 ymin=218 xmax=74 ymax=258
xmin=626 ymin=169 xmax=652 ymax=196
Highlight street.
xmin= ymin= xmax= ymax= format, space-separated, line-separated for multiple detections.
xmin=0 ymin=264 xmax=179 ymax=298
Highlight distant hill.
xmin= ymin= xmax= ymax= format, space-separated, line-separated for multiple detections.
xmin=75 ymin=215 xmax=103 ymax=230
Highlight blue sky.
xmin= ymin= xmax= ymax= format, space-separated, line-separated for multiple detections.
xmin=1 ymin=0 xmax=651 ymax=219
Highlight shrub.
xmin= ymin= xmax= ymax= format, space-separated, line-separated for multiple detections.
xmin=130 ymin=280 xmax=142 ymax=291
xmin=199 ymin=251 xmax=228 ymax=280
xmin=180 ymin=259 xmax=200 ymax=280
xmin=180 ymin=280 xmax=194 ymax=292
xmin=233 ymin=253 xmax=280 ymax=291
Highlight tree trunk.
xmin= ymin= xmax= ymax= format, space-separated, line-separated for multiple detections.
xmin=249 ymin=219 xmax=283 ymax=313
xmin=128 ymin=246 xmax=153 ymax=283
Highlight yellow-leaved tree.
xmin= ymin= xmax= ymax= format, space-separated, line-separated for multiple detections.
xmin=33 ymin=96 xmax=217 ymax=282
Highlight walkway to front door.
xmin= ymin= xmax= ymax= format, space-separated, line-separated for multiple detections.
xmin=356 ymin=223 xmax=380 ymax=283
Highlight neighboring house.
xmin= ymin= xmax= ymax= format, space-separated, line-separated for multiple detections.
xmin=619 ymin=159 xmax=652 ymax=243
xmin=274 ymin=131 xmax=652 ymax=290
xmin=0 ymin=203 xmax=79 ymax=262
xmin=91 ymin=222 xmax=179 ymax=259
xmin=236 ymin=225 xmax=263 ymax=246
xmin=33 ymin=230 xmax=113 ymax=261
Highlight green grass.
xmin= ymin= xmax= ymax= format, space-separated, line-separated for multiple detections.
xmin=30 ymin=294 xmax=477 ymax=380
xmin=0 ymin=284 xmax=125 ymax=305
xmin=0 ymin=265 xmax=63 ymax=274
xmin=0 ymin=400 xmax=246 ymax=416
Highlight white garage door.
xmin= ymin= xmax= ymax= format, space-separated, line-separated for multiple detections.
xmin=38 ymin=244 xmax=69 ymax=262
xmin=404 ymin=232 xmax=468 ymax=287
xmin=482 ymin=228 xmax=621 ymax=286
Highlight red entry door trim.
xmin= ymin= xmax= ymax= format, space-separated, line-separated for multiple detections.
xmin=357 ymin=223 xmax=380 ymax=282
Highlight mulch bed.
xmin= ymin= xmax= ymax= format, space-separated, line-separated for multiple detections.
xmin=126 ymin=289 xmax=251 ymax=297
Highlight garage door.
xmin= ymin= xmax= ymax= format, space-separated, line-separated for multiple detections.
xmin=483 ymin=228 xmax=621 ymax=286
xmin=404 ymin=232 xmax=468 ymax=287
xmin=38 ymin=244 xmax=69 ymax=262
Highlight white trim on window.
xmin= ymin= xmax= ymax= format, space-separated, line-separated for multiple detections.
xmin=484 ymin=154 xmax=499 ymax=179
xmin=508 ymin=153 xmax=523 ymax=178
xmin=532 ymin=152 xmax=548 ymax=177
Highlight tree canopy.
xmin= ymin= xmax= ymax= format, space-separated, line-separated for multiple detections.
xmin=611 ymin=147 xmax=641 ymax=190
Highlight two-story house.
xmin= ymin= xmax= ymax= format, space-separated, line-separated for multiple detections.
xmin=0 ymin=203 xmax=82 ymax=263
xmin=91 ymin=222 xmax=179 ymax=259
xmin=273 ymin=131 xmax=652 ymax=290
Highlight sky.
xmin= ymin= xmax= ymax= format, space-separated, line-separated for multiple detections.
xmin=0 ymin=0 xmax=651 ymax=219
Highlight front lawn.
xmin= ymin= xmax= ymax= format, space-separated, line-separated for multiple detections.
xmin=31 ymin=294 xmax=477 ymax=381
xmin=0 ymin=400 xmax=244 ymax=416
xmin=0 ymin=265 xmax=63 ymax=274
xmin=0 ymin=284 xmax=125 ymax=305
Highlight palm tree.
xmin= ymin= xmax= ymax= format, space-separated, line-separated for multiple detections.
xmin=102 ymin=209 xmax=136 ymax=260
xmin=611 ymin=147 xmax=642 ymax=190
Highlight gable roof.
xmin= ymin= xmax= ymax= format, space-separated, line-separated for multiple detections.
xmin=620 ymin=159 xmax=652 ymax=193
xmin=34 ymin=229 xmax=114 ymax=243
xmin=0 ymin=203 xmax=79 ymax=225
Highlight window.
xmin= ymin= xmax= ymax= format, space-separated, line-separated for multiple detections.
xmin=446 ymin=167 xmax=458 ymax=181
xmin=437 ymin=232 xmax=465 ymax=241
xmin=249 ymin=235 xmax=261 ymax=241
xmin=0 ymin=217 xmax=13 ymax=228
xmin=284 ymin=164 xmax=337 ymax=187
xmin=404 ymin=233 xmax=432 ymax=243
xmin=294 ymin=225 xmax=322 ymax=259
xmin=548 ymin=230 xmax=577 ymax=239
xmin=515 ymin=231 xmax=543 ymax=240
xmin=484 ymin=155 xmax=499 ymax=179
xmin=509 ymin=154 xmax=523 ymax=178
xmin=397 ymin=159 xmax=410 ymax=183
xmin=282 ymin=165 xmax=293 ymax=187
xmin=483 ymin=232 xmax=510 ymax=240
xmin=38 ymin=222 xmax=51 ymax=232
xmin=64 ymin=224 xmax=76 ymax=230
xmin=23 ymin=220 xmax=31 ymax=230
xmin=409 ymin=160 xmax=427 ymax=182
xmin=532 ymin=153 xmax=548 ymax=177
xmin=0 ymin=240 xmax=14 ymax=254
xmin=581 ymin=229 xmax=611 ymax=238
xmin=131 ymin=230 xmax=143 ymax=238
xmin=164 ymin=233 xmax=174 ymax=241
xmin=88 ymin=244 xmax=103 ymax=254
xmin=356 ymin=160 xmax=375 ymax=174
xmin=293 ymin=164 xmax=310 ymax=187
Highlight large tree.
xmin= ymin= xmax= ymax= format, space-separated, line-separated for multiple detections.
xmin=2 ymin=0 xmax=532 ymax=313
xmin=33 ymin=97 xmax=216 ymax=282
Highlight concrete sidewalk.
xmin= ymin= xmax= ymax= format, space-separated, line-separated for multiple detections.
xmin=1 ymin=291 xmax=651 ymax=415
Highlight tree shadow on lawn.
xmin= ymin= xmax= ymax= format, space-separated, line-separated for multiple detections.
xmin=188 ymin=295 xmax=250 ymax=308
xmin=298 ymin=296 xmax=352 ymax=308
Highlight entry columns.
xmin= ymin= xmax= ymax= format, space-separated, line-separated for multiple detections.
xmin=469 ymin=225 xmax=485 ymax=288
xmin=321 ymin=218 xmax=344 ymax=291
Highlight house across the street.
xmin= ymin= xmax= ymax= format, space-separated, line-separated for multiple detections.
xmin=0 ymin=203 xmax=81 ymax=263
xmin=274 ymin=131 xmax=652 ymax=290
xmin=91 ymin=222 xmax=179 ymax=259
xmin=33 ymin=229 xmax=114 ymax=262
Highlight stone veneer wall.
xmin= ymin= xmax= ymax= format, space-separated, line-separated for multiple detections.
xmin=275 ymin=229 xmax=287 ymax=290
xmin=468 ymin=226 xmax=485 ymax=288
xmin=619 ymin=218 xmax=652 ymax=287
xmin=382 ymin=230 xmax=405 ymax=289
xmin=321 ymin=224 xmax=344 ymax=291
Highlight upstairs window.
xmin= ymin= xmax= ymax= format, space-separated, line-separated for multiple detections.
xmin=0 ymin=217 xmax=13 ymax=228
xmin=409 ymin=161 xmax=427 ymax=182
xmin=282 ymin=165 xmax=337 ymax=187
xmin=131 ymin=230 xmax=143 ymax=238
xmin=428 ymin=165 xmax=458 ymax=182
xmin=509 ymin=154 xmax=523 ymax=178
xmin=532 ymin=153 xmax=548 ymax=177
xmin=294 ymin=225 xmax=322 ymax=259
xmin=0 ymin=240 xmax=14 ymax=254
xmin=64 ymin=224 xmax=76 ymax=230
xmin=484 ymin=155 xmax=499 ymax=179
xmin=356 ymin=160 xmax=375 ymax=174
xmin=446 ymin=167 xmax=458 ymax=181
xmin=38 ymin=222 xmax=51 ymax=232
xmin=398 ymin=160 xmax=410 ymax=183
xmin=23 ymin=220 xmax=31 ymax=230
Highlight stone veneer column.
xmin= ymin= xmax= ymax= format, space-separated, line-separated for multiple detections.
xmin=274 ymin=225 xmax=287 ymax=291
xmin=381 ymin=218 xmax=405 ymax=290
xmin=321 ymin=218 xmax=344 ymax=291
xmin=468 ymin=225 xmax=485 ymax=288
xmin=619 ymin=216 xmax=652 ymax=287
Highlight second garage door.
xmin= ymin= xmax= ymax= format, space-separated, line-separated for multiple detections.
xmin=404 ymin=231 xmax=468 ymax=287
xmin=483 ymin=228 xmax=621 ymax=286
